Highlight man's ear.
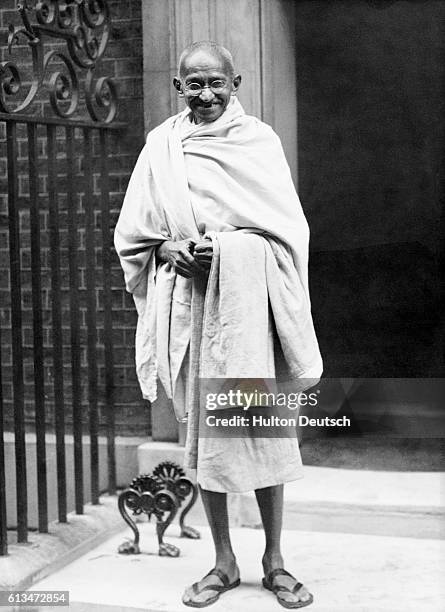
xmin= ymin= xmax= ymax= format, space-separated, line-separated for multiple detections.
xmin=232 ymin=74 xmax=242 ymax=95
xmin=173 ymin=77 xmax=184 ymax=97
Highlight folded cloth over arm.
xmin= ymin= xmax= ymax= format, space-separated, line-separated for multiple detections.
xmin=113 ymin=118 xmax=199 ymax=404
xmin=184 ymin=230 xmax=321 ymax=491
xmin=199 ymin=230 xmax=322 ymax=382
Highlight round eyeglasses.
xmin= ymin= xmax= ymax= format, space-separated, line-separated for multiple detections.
xmin=183 ymin=80 xmax=227 ymax=96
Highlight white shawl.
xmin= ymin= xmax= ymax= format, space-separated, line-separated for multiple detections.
xmin=114 ymin=98 xmax=322 ymax=413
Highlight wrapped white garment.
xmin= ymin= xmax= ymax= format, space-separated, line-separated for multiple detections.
xmin=114 ymin=97 xmax=323 ymax=491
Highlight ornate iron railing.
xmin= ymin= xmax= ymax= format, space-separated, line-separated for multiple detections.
xmin=0 ymin=0 xmax=125 ymax=557
xmin=1 ymin=0 xmax=117 ymax=122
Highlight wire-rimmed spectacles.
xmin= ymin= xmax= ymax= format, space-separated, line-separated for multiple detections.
xmin=183 ymin=80 xmax=227 ymax=96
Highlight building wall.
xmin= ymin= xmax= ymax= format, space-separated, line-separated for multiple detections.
xmin=0 ymin=0 xmax=149 ymax=434
xmin=2 ymin=0 xmax=441 ymax=446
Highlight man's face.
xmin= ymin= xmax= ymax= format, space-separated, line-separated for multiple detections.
xmin=174 ymin=50 xmax=241 ymax=123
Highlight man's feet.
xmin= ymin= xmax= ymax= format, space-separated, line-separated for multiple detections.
xmin=262 ymin=554 xmax=313 ymax=609
xmin=182 ymin=563 xmax=240 ymax=608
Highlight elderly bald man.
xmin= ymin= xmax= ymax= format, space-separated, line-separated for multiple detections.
xmin=115 ymin=41 xmax=322 ymax=609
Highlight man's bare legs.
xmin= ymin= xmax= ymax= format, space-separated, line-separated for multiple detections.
xmin=182 ymin=487 xmax=239 ymax=606
xmin=199 ymin=487 xmax=239 ymax=578
xmin=255 ymin=483 xmax=284 ymax=572
xmin=183 ymin=483 xmax=311 ymax=607
xmin=255 ymin=483 xmax=312 ymax=605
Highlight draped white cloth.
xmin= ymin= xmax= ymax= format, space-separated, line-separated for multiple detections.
xmin=114 ymin=97 xmax=322 ymax=403
xmin=114 ymin=97 xmax=323 ymax=491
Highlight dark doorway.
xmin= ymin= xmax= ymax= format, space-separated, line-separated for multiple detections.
xmin=295 ymin=0 xmax=444 ymax=377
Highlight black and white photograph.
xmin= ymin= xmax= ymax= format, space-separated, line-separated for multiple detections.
xmin=0 ymin=1 xmax=444 ymax=611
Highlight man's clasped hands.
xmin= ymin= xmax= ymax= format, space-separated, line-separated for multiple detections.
xmin=156 ymin=238 xmax=213 ymax=278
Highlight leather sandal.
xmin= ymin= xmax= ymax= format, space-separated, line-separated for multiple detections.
xmin=183 ymin=567 xmax=241 ymax=608
xmin=262 ymin=568 xmax=313 ymax=609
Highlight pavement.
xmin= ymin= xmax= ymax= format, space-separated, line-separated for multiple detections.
xmin=26 ymin=465 xmax=445 ymax=612
xmin=29 ymin=522 xmax=445 ymax=612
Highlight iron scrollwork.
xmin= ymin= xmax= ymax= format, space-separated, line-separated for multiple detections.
xmin=0 ymin=0 xmax=117 ymax=122
xmin=118 ymin=461 xmax=200 ymax=557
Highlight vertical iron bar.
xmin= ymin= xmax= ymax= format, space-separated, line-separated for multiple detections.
xmin=99 ymin=129 xmax=116 ymax=495
xmin=7 ymin=122 xmax=27 ymax=543
xmin=83 ymin=128 xmax=99 ymax=504
xmin=66 ymin=126 xmax=83 ymax=514
xmin=47 ymin=124 xmax=67 ymax=523
xmin=28 ymin=123 xmax=48 ymax=533
xmin=0 ymin=324 xmax=7 ymax=556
